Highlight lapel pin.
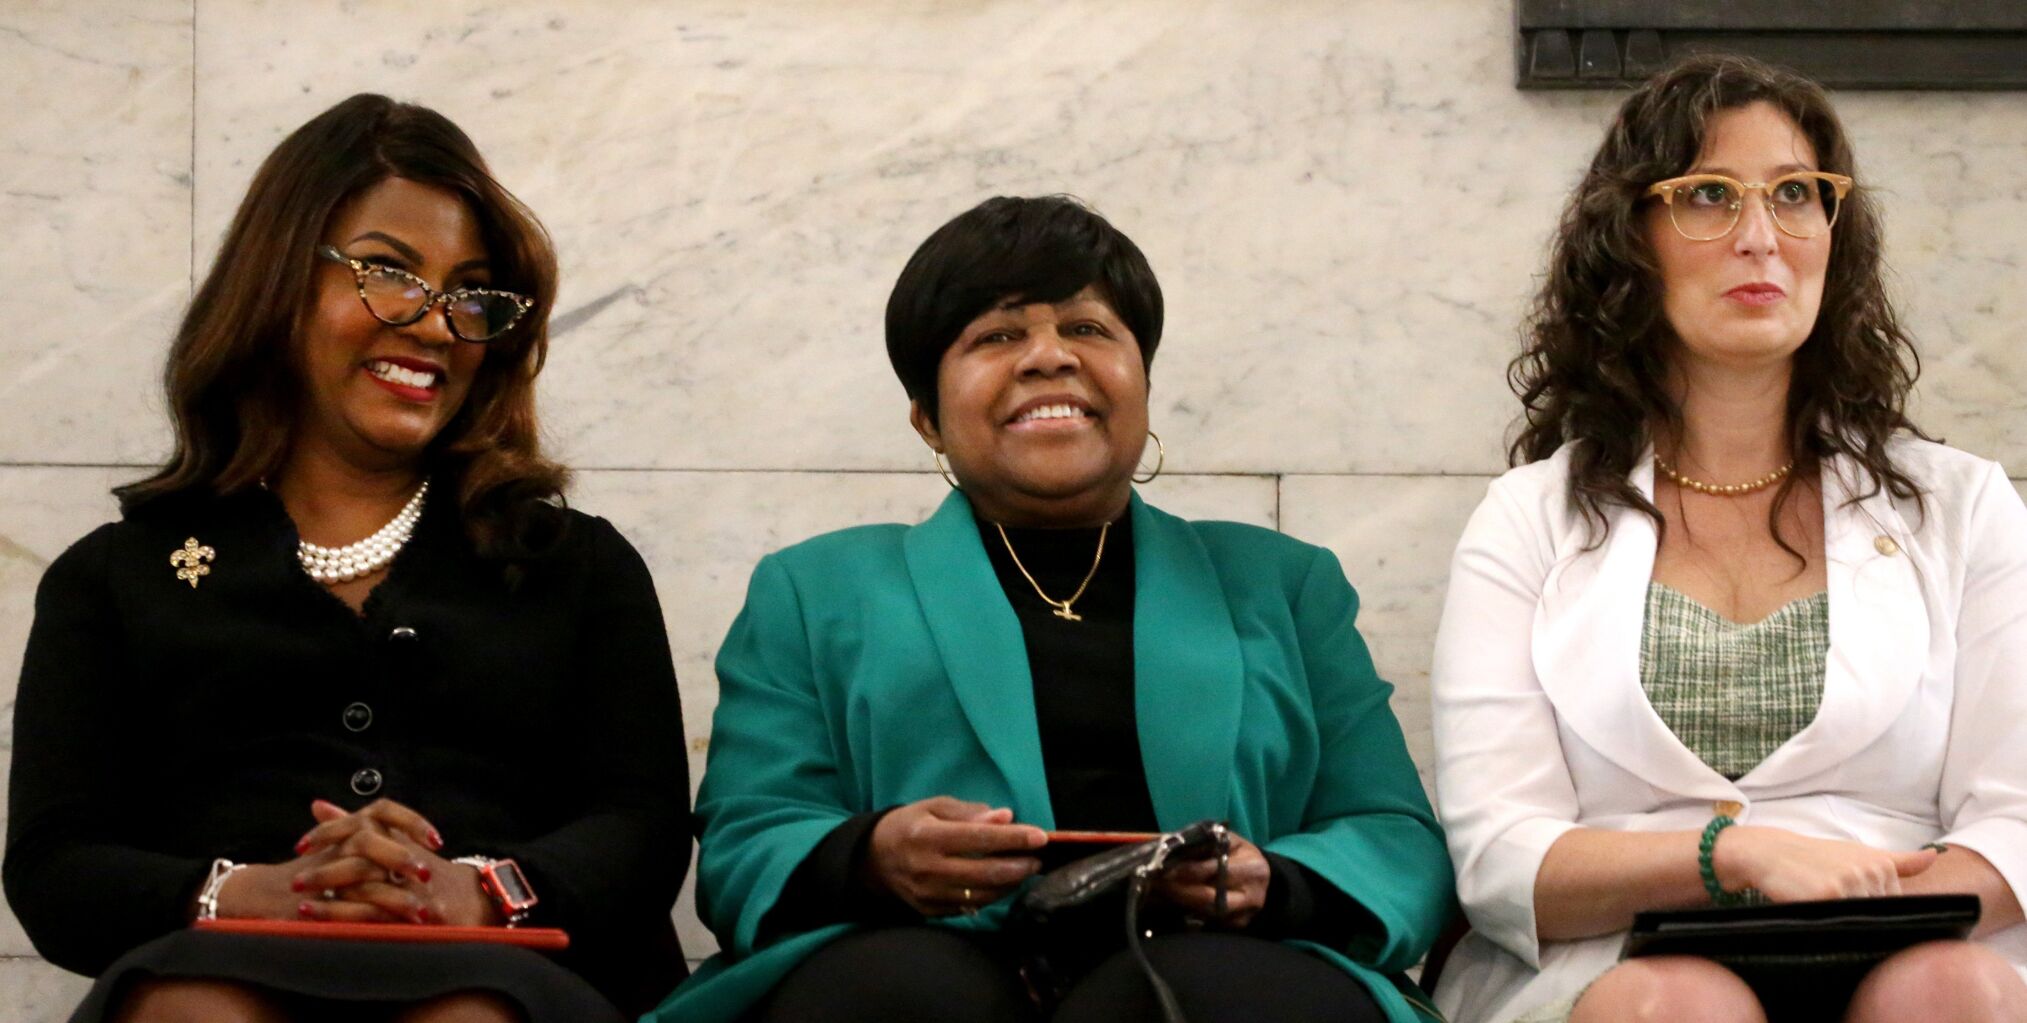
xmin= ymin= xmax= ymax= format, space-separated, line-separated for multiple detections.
xmin=1874 ymin=535 xmax=1900 ymax=557
xmin=170 ymin=537 xmax=216 ymax=588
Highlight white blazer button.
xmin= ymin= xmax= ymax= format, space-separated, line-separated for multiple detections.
xmin=1875 ymin=535 xmax=1900 ymax=556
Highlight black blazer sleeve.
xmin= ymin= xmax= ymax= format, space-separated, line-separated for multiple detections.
xmin=488 ymin=518 xmax=691 ymax=948
xmin=4 ymin=527 xmax=213 ymax=974
xmin=759 ymin=808 xmax=914 ymax=940
xmin=1251 ymin=850 xmax=1382 ymax=946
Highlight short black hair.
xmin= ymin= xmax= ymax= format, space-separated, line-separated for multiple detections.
xmin=884 ymin=195 xmax=1164 ymax=423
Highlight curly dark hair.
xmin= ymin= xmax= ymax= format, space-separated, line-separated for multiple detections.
xmin=1508 ymin=53 xmax=1927 ymax=545
xmin=116 ymin=94 xmax=569 ymax=563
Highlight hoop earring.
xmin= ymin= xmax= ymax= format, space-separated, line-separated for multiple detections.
xmin=1132 ymin=430 xmax=1165 ymax=484
xmin=933 ymin=450 xmax=960 ymax=490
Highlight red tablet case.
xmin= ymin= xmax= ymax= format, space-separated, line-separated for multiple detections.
xmin=195 ymin=917 xmax=569 ymax=949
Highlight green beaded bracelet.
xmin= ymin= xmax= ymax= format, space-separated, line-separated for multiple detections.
xmin=1698 ymin=815 xmax=1764 ymax=907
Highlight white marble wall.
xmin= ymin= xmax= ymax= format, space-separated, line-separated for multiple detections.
xmin=3 ymin=0 xmax=2024 ymax=1015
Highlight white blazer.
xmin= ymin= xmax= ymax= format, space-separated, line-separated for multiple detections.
xmin=1429 ymin=437 xmax=2027 ymax=1023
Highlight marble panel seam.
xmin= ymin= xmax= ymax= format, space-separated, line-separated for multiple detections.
xmin=565 ymin=467 xmax=1287 ymax=477
xmin=6 ymin=465 xmax=2020 ymax=484
xmin=1279 ymin=472 xmax=1499 ymax=479
xmin=0 ymin=462 xmax=155 ymax=470
xmin=189 ymin=0 xmax=199 ymax=300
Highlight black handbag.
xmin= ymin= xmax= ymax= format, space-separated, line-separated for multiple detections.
xmin=1622 ymin=895 xmax=1981 ymax=1021
xmin=1009 ymin=820 xmax=1230 ymax=1023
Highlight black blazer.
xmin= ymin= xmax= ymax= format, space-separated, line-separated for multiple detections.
xmin=5 ymin=487 xmax=690 ymax=1013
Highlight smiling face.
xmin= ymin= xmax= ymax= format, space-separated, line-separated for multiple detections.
xmin=294 ymin=177 xmax=492 ymax=470
xmin=1648 ymin=101 xmax=1832 ymax=373
xmin=910 ymin=286 xmax=1150 ymax=527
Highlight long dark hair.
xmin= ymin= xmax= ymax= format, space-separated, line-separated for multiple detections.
xmin=1508 ymin=53 xmax=1926 ymax=544
xmin=117 ymin=94 xmax=568 ymax=560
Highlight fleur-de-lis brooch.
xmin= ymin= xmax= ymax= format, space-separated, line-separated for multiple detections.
xmin=169 ymin=537 xmax=215 ymax=588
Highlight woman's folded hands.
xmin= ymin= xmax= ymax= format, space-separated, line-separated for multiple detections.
xmin=1712 ymin=825 xmax=1940 ymax=901
xmin=210 ymin=798 xmax=499 ymax=926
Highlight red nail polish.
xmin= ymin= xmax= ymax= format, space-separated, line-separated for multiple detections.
xmin=295 ymin=839 xmax=312 ymax=855
xmin=419 ymin=906 xmax=438 ymax=924
xmin=427 ymin=829 xmax=443 ymax=850
xmin=290 ymin=877 xmax=306 ymax=893
xmin=297 ymin=902 xmax=315 ymax=919
xmin=415 ymin=866 xmax=431 ymax=883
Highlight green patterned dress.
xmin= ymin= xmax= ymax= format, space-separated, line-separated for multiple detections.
xmin=1641 ymin=582 xmax=1830 ymax=780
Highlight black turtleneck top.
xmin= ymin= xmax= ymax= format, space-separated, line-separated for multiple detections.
xmin=980 ymin=514 xmax=1157 ymax=832
xmin=763 ymin=508 xmax=1366 ymax=949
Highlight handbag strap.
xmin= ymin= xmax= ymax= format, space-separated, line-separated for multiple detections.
xmin=1121 ymin=824 xmax=1231 ymax=1023
xmin=1125 ymin=872 xmax=1188 ymax=1023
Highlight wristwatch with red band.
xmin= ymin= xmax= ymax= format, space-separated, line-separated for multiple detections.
xmin=451 ymin=856 xmax=537 ymax=926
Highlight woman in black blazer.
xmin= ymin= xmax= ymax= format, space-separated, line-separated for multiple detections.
xmin=5 ymin=95 xmax=688 ymax=1023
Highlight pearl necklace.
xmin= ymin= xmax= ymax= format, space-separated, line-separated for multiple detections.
xmin=1653 ymin=455 xmax=1794 ymax=497
xmin=298 ymin=481 xmax=429 ymax=584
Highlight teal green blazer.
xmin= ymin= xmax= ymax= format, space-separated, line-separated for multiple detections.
xmin=647 ymin=492 xmax=1454 ymax=1023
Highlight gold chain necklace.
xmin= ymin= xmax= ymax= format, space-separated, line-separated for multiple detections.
xmin=994 ymin=521 xmax=1109 ymax=622
xmin=1653 ymin=454 xmax=1794 ymax=497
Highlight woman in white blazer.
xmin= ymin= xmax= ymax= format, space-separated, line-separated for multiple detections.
xmin=1430 ymin=55 xmax=2027 ymax=1023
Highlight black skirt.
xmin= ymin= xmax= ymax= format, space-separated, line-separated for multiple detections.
xmin=67 ymin=930 xmax=626 ymax=1023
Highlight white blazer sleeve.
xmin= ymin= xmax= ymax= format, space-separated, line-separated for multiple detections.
xmin=1935 ymin=462 xmax=2027 ymax=907
xmin=1431 ymin=474 xmax=1580 ymax=967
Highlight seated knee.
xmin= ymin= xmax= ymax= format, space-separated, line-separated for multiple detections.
xmin=1851 ymin=941 xmax=2027 ymax=1019
xmin=391 ymin=990 xmax=526 ymax=1023
xmin=114 ymin=978 xmax=288 ymax=1023
xmin=1572 ymin=957 xmax=1764 ymax=1023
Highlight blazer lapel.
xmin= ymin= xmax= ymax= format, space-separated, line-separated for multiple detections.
xmin=1745 ymin=455 xmax=1930 ymax=788
xmin=902 ymin=492 xmax=1056 ymax=828
xmin=1128 ymin=495 xmax=1247 ymax=829
xmin=1533 ymin=455 xmax=1740 ymax=802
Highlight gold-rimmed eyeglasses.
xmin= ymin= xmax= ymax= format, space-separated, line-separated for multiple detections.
xmin=316 ymin=245 xmax=535 ymax=343
xmin=1645 ymin=171 xmax=1854 ymax=242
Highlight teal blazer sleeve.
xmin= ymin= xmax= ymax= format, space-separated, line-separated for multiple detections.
xmin=694 ymin=553 xmax=850 ymax=957
xmin=1263 ymin=545 xmax=1456 ymax=973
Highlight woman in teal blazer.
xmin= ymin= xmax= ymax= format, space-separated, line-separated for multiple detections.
xmin=650 ymin=197 xmax=1452 ymax=1023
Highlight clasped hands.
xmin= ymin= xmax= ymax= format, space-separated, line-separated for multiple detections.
xmin=863 ymin=796 xmax=1272 ymax=927
xmin=1712 ymin=824 xmax=1944 ymax=902
xmin=207 ymin=798 xmax=501 ymax=926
